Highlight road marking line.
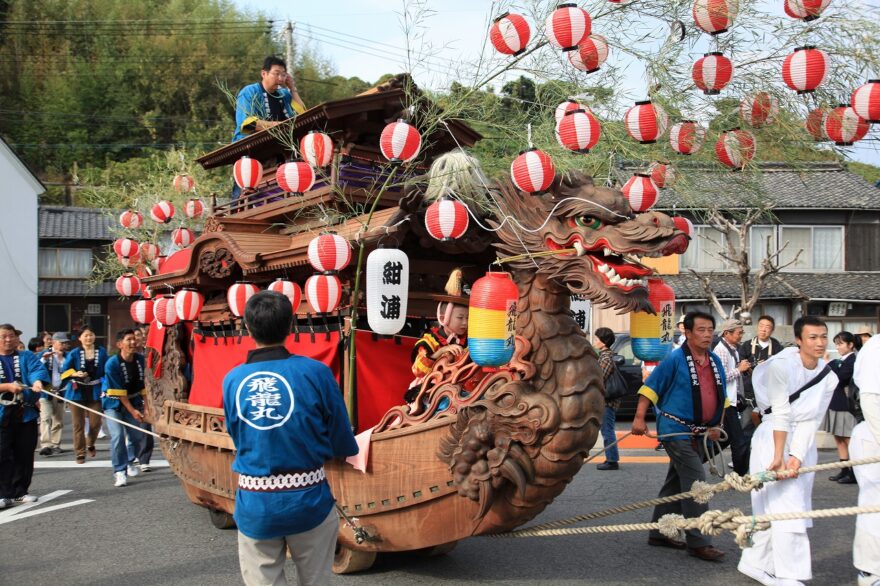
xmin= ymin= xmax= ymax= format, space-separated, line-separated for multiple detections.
xmin=34 ymin=460 xmax=169 ymax=469
xmin=0 ymin=490 xmax=93 ymax=525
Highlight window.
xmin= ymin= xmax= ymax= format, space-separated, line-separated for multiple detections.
xmin=39 ymin=304 xmax=70 ymax=334
xmin=778 ymin=226 xmax=844 ymax=271
xmin=749 ymin=225 xmax=776 ymax=270
xmin=38 ymin=248 xmax=93 ymax=278
xmin=680 ymin=226 xmax=728 ymax=270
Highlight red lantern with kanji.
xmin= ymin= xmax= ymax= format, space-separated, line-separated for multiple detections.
xmin=622 ymin=174 xmax=659 ymax=213
xmin=227 ymin=282 xmax=258 ymax=317
xmin=119 ymin=210 xmax=143 ymax=229
xmin=425 ymin=197 xmax=470 ymax=241
xmin=510 ymin=148 xmax=555 ymax=194
xmin=130 ymin=299 xmax=154 ymax=325
xmin=184 ymin=198 xmax=205 ymax=219
xmin=173 ymin=174 xmax=195 ymax=193
xmin=715 ymin=129 xmax=757 ymax=169
xmin=852 ymin=80 xmax=880 ymax=123
xmin=233 ymin=156 xmax=263 ymax=189
xmin=669 ymin=120 xmax=707 ymax=155
xmin=784 ymin=0 xmax=831 ymax=21
xmin=174 ymin=288 xmax=204 ymax=322
xmin=692 ymin=0 xmax=738 ymax=35
xmin=782 ymin=46 xmax=829 ymax=94
xmin=692 ymin=52 xmax=733 ymax=95
xmin=489 ymin=12 xmax=531 ymax=56
xmin=379 ymin=120 xmax=422 ymax=163
xmin=268 ymin=279 xmax=302 ymax=310
xmin=631 ymin=278 xmax=676 ymax=361
xmin=805 ymin=108 xmax=827 ymax=140
xmin=824 ymin=105 xmax=870 ymax=146
xmin=115 ymin=273 xmax=141 ymax=297
xmin=648 ymin=162 xmax=676 ymax=189
xmin=672 ymin=216 xmax=695 ymax=240
xmin=153 ymin=295 xmax=179 ymax=326
xmin=172 ymin=227 xmax=195 ymax=248
xmin=625 ymin=100 xmax=668 ymax=144
xmin=300 ymin=131 xmax=334 ymax=168
xmin=150 ymin=200 xmax=175 ymax=224
xmin=556 ymin=109 xmax=601 ymax=154
xmin=114 ymin=238 xmax=140 ymax=263
xmin=308 ymin=233 xmax=351 ymax=273
xmin=567 ymin=35 xmax=608 ymax=73
xmin=554 ymin=100 xmax=585 ymax=123
xmin=276 ymin=162 xmax=316 ymax=194
xmin=545 ymin=3 xmax=591 ymax=51
xmin=468 ymin=272 xmax=519 ymax=367
xmin=740 ymin=93 xmax=779 ymax=128
xmin=306 ymin=274 xmax=342 ymax=314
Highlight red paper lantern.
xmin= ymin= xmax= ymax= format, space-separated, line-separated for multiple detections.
xmin=115 ymin=273 xmax=141 ymax=297
xmin=824 ymin=105 xmax=870 ymax=146
xmin=625 ymin=100 xmax=668 ymax=144
xmin=172 ymin=174 xmax=195 ymax=193
xmin=154 ymin=295 xmax=179 ymax=326
xmin=233 ymin=156 xmax=263 ymax=189
xmin=805 ymin=108 xmax=827 ymax=140
xmin=669 ymin=120 xmax=707 ymax=155
xmin=555 ymin=109 xmax=601 ymax=153
xmin=692 ymin=52 xmax=733 ymax=95
xmin=152 ymin=255 xmax=167 ymax=273
xmin=306 ymin=274 xmax=342 ymax=314
xmin=138 ymin=242 xmax=160 ymax=262
xmin=545 ymin=4 xmax=591 ymax=52
xmin=468 ymin=272 xmax=519 ymax=367
xmin=784 ymin=0 xmax=831 ymax=21
xmin=782 ymin=46 xmax=828 ymax=94
xmin=174 ymin=288 xmax=204 ymax=322
xmin=276 ymin=162 xmax=316 ymax=194
xmin=631 ymin=278 xmax=676 ymax=361
xmin=130 ymin=299 xmax=154 ymax=325
xmin=489 ymin=12 xmax=531 ymax=56
xmin=425 ymin=197 xmax=470 ymax=241
xmin=510 ymin=149 xmax=555 ymax=194
xmin=672 ymin=216 xmax=695 ymax=240
xmin=150 ymin=200 xmax=175 ymax=224
xmin=622 ymin=174 xmax=659 ymax=213
xmin=740 ymin=93 xmax=779 ymax=128
xmin=299 ymin=131 xmax=334 ymax=167
xmin=308 ymin=233 xmax=351 ymax=273
xmin=172 ymin=227 xmax=195 ymax=248
xmin=184 ymin=198 xmax=205 ymax=219
xmin=692 ymin=0 xmax=738 ymax=35
xmin=119 ymin=210 xmax=143 ymax=229
xmin=852 ymin=80 xmax=880 ymax=123
xmin=113 ymin=237 xmax=139 ymax=260
xmin=647 ymin=162 xmax=676 ymax=189
xmin=567 ymin=35 xmax=608 ymax=73
xmin=227 ymin=282 xmax=259 ymax=318
xmin=268 ymin=279 xmax=302 ymax=310
xmin=715 ymin=129 xmax=757 ymax=169
xmin=379 ymin=120 xmax=422 ymax=163
xmin=554 ymin=100 xmax=586 ymax=123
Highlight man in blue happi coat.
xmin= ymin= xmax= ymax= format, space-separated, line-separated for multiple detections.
xmin=631 ymin=311 xmax=729 ymax=562
xmin=223 ymin=291 xmax=358 ymax=586
xmin=232 ymin=55 xmax=306 ymax=143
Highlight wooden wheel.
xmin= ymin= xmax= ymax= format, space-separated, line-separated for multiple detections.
xmin=208 ymin=508 xmax=236 ymax=530
xmin=333 ymin=544 xmax=377 ymax=574
xmin=416 ymin=541 xmax=458 ymax=557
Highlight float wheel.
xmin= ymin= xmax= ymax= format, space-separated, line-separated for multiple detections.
xmin=333 ymin=544 xmax=376 ymax=574
xmin=208 ymin=508 xmax=236 ymax=530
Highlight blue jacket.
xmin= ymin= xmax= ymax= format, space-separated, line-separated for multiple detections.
xmin=0 ymin=351 xmax=50 ymax=424
xmin=101 ymin=353 xmax=146 ymax=411
xmin=233 ymin=82 xmax=295 ymax=142
xmin=61 ymin=346 xmax=108 ymax=402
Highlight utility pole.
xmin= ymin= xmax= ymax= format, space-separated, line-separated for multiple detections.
xmin=284 ymin=21 xmax=295 ymax=69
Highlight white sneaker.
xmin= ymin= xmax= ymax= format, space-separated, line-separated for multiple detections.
xmin=97 ymin=430 xmax=107 ymax=439
xmin=127 ymin=464 xmax=141 ymax=477
xmin=14 ymin=494 xmax=37 ymax=503
xmin=738 ymin=561 xmax=777 ymax=586
xmin=0 ymin=498 xmax=12 ymax=509
xmin=114 ymin=471 xmax=128 ymax=487
xmin=858 ymin=571 xmax=880 ymax=586
xmin=139 ymin=464 xmax=152 ymax=472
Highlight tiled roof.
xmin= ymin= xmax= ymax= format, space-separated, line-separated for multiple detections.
xmin=664 ymin=272 xmax=880 ymax=302
xmin=39 ymin=280 xmax=117 ymax=297
xmin=39 ymin=206 xmax=116 ymax=240
xmin=615 ymin=162 xmax=880 ymax=210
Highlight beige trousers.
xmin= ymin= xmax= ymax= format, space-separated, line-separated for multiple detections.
xmin=39 ymin=397 xmax=64 ymax=449
xmin=70 ymin=400 xmax=103 ymax=459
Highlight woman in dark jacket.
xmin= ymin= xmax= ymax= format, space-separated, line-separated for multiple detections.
xmin=823 ymin=331 xmax=858 ymax=484
xmin=594 ymin=327 xmax=620 ymax=471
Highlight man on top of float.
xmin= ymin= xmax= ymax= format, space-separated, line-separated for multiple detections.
xmin=232 ymin=55 xmax=306 ymax=143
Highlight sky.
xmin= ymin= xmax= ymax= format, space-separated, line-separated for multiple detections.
xmin=232 ymin=0 xmax=879 ymax=167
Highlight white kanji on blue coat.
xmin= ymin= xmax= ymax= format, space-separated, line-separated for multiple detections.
xmin=234 ymin=371 xmax=294 ymax=430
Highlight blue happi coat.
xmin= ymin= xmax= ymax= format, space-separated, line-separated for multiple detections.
xmin=101 ymin=353 xmax=146 ymax=411
xmin=61 ymin=346 xmax=108 ymax=402
xmin=0 ymin=351 xmax=50 ymax=424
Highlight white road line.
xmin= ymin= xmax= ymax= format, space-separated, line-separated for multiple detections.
xmin=0 ymin=490 xmax=93 ymax=525
xmin=34 ymin=460 xmax=170 ymax=469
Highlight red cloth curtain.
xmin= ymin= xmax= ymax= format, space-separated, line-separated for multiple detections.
xmin=354 ymin=331 xmax=416 ymax=432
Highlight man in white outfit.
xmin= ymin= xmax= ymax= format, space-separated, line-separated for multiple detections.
xmin=852 ymin=333 xmax=880 ymax=585
xmin=738 ymin=316 xmax=838 ymax=586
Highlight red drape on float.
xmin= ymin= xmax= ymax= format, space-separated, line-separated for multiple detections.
xmin=354 ymin=331 xmax=416 ymax=432
xmin=146 ymin=324 xmax=166 ymax=377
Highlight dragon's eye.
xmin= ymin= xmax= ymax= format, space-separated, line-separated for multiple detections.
xmin=572 ymin=216 xmax=602 ymax=229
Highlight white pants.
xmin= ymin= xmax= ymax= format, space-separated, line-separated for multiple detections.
xmin=853 ymin=394 xmax=880 ymax=578
xmin=740 ymin=526 xmax=812 ymax=581
xmin=237 ymin=508 xmax=338 ymax=586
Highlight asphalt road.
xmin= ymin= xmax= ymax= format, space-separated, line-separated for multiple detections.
xmin=0 ymin=429 xmax=863 ymax=585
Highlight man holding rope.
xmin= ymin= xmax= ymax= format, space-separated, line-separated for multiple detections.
xmin=852 ymin=332 xmax=880 ymax=586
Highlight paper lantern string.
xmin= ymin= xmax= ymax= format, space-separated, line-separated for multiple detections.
xmin=526 ymin=123 xmax=533 ymax=149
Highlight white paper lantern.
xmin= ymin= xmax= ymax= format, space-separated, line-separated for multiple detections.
xmin=570 ymin=295 xmax=592 ymax=333
xmin=366 ymin=247 xmax=409 ymax=335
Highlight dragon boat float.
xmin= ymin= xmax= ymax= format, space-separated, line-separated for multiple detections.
xmin=140 ymin=78 xmax=688 ymax=573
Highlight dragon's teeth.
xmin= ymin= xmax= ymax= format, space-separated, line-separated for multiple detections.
xmin=598 ymin=263 xmax=609 ymax=273
xmin=603 ymin=247 xmax=613 ymax=256
xmin=573 ymin=241 xmax=586 ymax=256
xmin=609 ymin=274 xmax=622 ymax=284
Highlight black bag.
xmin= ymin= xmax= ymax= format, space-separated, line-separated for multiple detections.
xmin=848 ymin=381 xmax=863 ymax=422
xmin=604 ymin=358 xmax=630 ymax=401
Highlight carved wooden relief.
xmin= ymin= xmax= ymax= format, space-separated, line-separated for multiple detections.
xmin=199 ymin=247 xmax=236 ymax=279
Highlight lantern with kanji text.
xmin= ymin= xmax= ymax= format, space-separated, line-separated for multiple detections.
xmin=630 ymin=278 xmax=676 ymax=362
xmin=805 ymin=108 xmax=827 ymax=140
xmin=366 ymin=247 xmax=409 ymax=335
xmin=468 ymin=272 xmax=519 ymax=367
xmin=139 ymin=242 xmax=160 ymax=262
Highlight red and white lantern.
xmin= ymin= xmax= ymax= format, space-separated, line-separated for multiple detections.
xmin=153 ymin=295 xmax=179 ymax=327
xmin=805 ymin=108 xmax=827 ymax=140
xmin=115 ymin=273 xmax=141 ymax=297
xmin=782 ymin=46 xmax=829 ymax=94
xmin=150 ymin=200 xmax=175 ymax=224
xmin=567 ymin=35 xmax=608 ymax=73
xmin=172 ymin=174 xmax=195 ymax=193
xmin=511 ymin=149 xmax=555 ymax=194
xmin=621 ymin=174 xmax=659 ymax=213
xmin=227 ymin=282 xmax=259 ymax=318
xmin=669 ymin=120 xmax=707 ymax=155
xmin=275 ymin=162 xmax=316 ymax=194
xmin=692 ymin=52 xmax=733 ymax=95
xmin=715 ymin=129 xmax=757 ymax=169
xmin=824 ymin=105 xmax=870 ymax=146
xmin=299 ymin=131 xmax=334 ymax=167
xmin=184 ymin=198 xmax=205 ymax=219
xmin=647 ymin=162 xmax=676 ymax=189
xmin=740 ymin=93 xmax=779 ymax=128
xmin=139 ymin=242 xmax=160 ymax=262
xmin=692 ymin=0 xmax=738 ymax=35
xmin=308 ymin=233 xmax=351 ymax=273
xmin=130 ymin=299 xmax=154 ymax=325
xmin=555 ymin=109 xmax=601 ymax=153
xmin=172 ymin=227 xmax=195 ymax=248
xmin=174 ymin=289 xmax=204 ymax=322
xmin=425 ymin=197 xmax=470 ymax=241
xmin=379 ymin=120 xmax=422 ymax=163
xmin=672 ymin=216 xmax=695 ymax=240
xmin=119 ymin=210 xmax=143 ymax=229
xmin=489 ymin=12 xmax=531 ymax=56
xmin=545 ymin=4 xmax=591 ymax=51
xmin=852 ymin=80 xmax=880 ymax=123
xmin=625 ymin=100 xmax=669 ymax=144
xmin=233 ymin=156 xmax=263 ymax=189
xmin=268 ymin=279 xmax=302 ymax=310
xmin=114 ymin=238 xmax=140 ymax=264
xmin=152 ymin=255 xmax=167 ymax=273
xmin=784 ymin=0 xmax=831 ymax=21
xmin=306 ymin=274 xmax=342 ymax=314
xmin=554 ymin=100 xmax=586 ymax=123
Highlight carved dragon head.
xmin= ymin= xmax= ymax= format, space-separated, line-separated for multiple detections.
xmin=491 ymin=171 xmax=687 ymax=312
